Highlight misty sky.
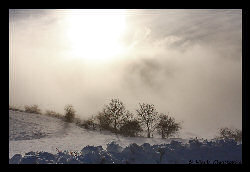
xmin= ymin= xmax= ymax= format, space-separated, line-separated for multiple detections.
xmin=9 ymin=9 xmax=242 ymax=139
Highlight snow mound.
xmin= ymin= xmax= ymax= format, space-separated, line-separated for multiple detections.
xmin=10 ymin=139 xmax=242 ymax=164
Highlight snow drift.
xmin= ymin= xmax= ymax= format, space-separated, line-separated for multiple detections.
xmin=9 ymin=139 xmax=241 ymax=164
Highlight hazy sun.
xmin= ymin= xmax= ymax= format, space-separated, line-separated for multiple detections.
xmin=65 ymin=9 xmax=127 ymax=62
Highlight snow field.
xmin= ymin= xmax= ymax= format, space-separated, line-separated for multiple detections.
xmin=9 ymin=110 xmax=241 ymax=164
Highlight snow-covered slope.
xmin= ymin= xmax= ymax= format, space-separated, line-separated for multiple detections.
xmin=9 ymin=110 xmax=242 ymax=164
xmin=9 ymin=110 xmax=187 ymax=158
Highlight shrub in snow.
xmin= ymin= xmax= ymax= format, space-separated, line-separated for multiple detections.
xmin=44 ymin=110 xmax=63 ymax=119
xmin=216 ymin=127 xmax=242 ymax=142
xmin=24 ymin=105 xmax=41 ymax=114
xmin=119 ymin=120 xmax=143 ymax=137
xmin=96 ymin=111 xmax=113 ymax=131
xmin=64 ymin=105 xmax=76 ymax=122
xmin=81 ymin=118 xmax=96 ymax=130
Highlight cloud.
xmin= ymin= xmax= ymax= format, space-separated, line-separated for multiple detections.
xmin=123 ymin=9 xmax=241 ymax=58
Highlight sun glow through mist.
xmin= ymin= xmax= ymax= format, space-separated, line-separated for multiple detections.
xmin=9 ymin=9 xmax=242 ymax=139
xmin=64 ymin=10 xmax=127 ymax=61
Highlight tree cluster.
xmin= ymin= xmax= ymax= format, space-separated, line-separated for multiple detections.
xmin=20 ymin=99 xmax=182 ymax=139
xmin=94 ymin=99 xmax=181 ymax=138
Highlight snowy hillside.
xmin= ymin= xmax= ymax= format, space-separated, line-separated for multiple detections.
xmin=9 ymin=110 xmax=242 ymax=164
xmin=9 ymin=110 xmax=187 ymax=158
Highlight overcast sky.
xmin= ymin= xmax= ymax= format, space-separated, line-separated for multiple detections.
xmin=9 ymin=9 xmax=242 ymax=139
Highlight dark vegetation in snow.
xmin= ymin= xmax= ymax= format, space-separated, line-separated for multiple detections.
xmin=9 ymin=139 xmax=242 ymax=164
xmin=9 ymin=104 xmax=242 ymax=164
xmin=10 ymin=100 xmax=242 ymax=141
xmin=44 ymin=110 xmax=64 ymax=120
xmin=10 ymin=99 xmax=183 ymax=139
xmin=9 ymin=100 xmax=242 ymax=164
xmin=9 ymin=105 xmax=25 ymax=112
xmin=24 ymin=105 xmax=42 ymax=114
xmin=215 ymin=127 xmax=242 ymax=142
xmin=64 ymin=104 xmax=76 ymax=122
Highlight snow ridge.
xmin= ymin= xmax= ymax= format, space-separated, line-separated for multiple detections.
xmin=9 ymin=139 xmax=242 ymax=164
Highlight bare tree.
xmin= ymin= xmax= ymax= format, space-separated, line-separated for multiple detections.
xmin=136 ymin=103 xmax=159 ymax=138
xmin=103 ymin=99 xmax=126 ymax=133
xmin=156 ymin=114 xmax=181 ymax=139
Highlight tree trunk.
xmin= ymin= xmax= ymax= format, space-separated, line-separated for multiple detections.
xmin=147 ymin=128 xmax=150 ymax=138
xmin=162 ymin=130 xmax=164 ymax=139
xmin=114 ymin=119 xmax=117 ymax=132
